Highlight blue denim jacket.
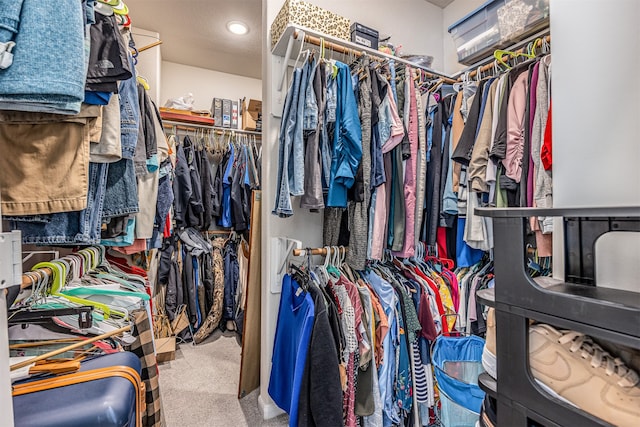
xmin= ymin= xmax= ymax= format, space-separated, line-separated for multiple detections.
xmin=327 ymin=61 xmax=362 ymax=208
xmin=0 ymin=0 xmax=86 ymax=114
xmin=273 ymin=68 xmax=302 ymax=217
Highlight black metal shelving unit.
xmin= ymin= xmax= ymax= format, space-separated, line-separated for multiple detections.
xmin=475 ymin=207 xmax=640 ymax=427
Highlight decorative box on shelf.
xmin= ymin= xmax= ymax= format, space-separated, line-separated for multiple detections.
xmin=270 ymin=0 xmax=351 ymax=47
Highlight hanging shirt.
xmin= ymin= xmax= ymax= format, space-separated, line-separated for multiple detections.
xmin=268 ymin=274 xmax=315 ymax=427
xmin=365 ymin=271 xmax=401 ymax=427
xmin=327 ymin=61 xmax=362 ymax=208
xmin=218 ymin=143 xmax=234 ymax=227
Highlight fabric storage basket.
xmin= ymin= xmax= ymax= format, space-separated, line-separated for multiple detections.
xmin=270 ymin=0 xmax=351 ymax=47
xmin=439 ymin=388 xmax=481 ymax=427
xmin=432 ymin=334 xmax=486 ymax=424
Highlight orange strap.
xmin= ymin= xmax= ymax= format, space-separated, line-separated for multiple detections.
xmin=12 ymin=365 xmax=144 ymax=427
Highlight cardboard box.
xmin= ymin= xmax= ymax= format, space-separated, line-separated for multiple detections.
xmin=270 ymin=0 xmax=351 ymax=47
xmin=242 ymin=99 xmax=262 ymax=131
xmin=155 ymin=336 xmax=176 ymax=363
xmin=350 ymin=22 xmax=379 ymax=50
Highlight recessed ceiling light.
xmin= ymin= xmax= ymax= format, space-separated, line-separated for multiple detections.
xmin=227 ymin=21 xmax=249 ymax=35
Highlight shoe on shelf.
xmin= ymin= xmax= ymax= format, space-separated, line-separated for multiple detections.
xmin=529 ymin=324 xmax=640 ymax=427
xmin=482 ymin=308 xmax=497 ymax=379
xmin=478 ymin=395 xmax=497 ymax=427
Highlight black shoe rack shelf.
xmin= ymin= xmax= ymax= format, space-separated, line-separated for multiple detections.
xmin=475 ymin=206 xmax=640 ymax=427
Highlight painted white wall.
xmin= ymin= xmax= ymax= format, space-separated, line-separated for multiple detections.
xmin=442 ymin=0 xmax=487 ymax=75
xmin=132 ymin=27 xmax=162 ymax=104
xmin=551 ymin=0 xmax=640 ymax=286
xmin=552 ymin=0 xmax=640 ymax=208
xmin=160 ymin=61 xmax=262 ymax=111
xmin=309 ymin=0 xmax=445 ymax=71
xmin=259 ymin=0 xmax=446 ymax=420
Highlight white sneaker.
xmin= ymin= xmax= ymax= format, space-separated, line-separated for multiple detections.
xmin=529 ymin=324 xmax=640 ymax=427
xmin=482 ymin=308 xmax=497 ymax=379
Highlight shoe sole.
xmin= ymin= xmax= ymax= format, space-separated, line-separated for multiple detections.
xmin=533 ymin=378 xmax=578 ymax=407
xmin=482 ymin=348 xmax=497 ymax=379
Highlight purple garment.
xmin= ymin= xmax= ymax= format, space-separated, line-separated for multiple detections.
xmin=527 ymin=62 xmax=541 ymax=207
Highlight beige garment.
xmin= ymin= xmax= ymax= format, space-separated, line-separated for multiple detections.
xmin=135 ymin=171 xmax=159 ymax=239
xmin=0 ymin=104 xmax=100 ymax=215
xmin=90 ymin=94 xmax=122 ymax=163
xmin=450 ymin=91 xmax=465 ymax=193
xmin=469 ymin=79 xmax=500 ymax=193
xmin=89 ymin=107 xmax=103 ymax=144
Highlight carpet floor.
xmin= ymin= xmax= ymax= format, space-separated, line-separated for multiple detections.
xmin=158 ymin=329 xmax=288 ymax=426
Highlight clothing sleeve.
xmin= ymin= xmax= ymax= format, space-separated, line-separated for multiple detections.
xmin=541 ymin=101 xmax=553 ymax=170
xmin=468 ymin=82 xmax=498 ymax=192
xmin=451 ymin=80 xmax=485 ymax=166
xmin=504 ymin=73 xmax=529 ymax=183
xmin=336 ymin=67 xmax=363 ymax=190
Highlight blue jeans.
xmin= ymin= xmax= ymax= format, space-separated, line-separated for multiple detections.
xmin=101 ymin=158 xmax=140 ymax=218
xmin=290 ymin=60 xmax=311 ymax=197
xmin=9 ymin=162 xmax=108 ymax=245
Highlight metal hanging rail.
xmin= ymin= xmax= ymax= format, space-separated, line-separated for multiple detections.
xmin=454 ymin=31 xmax=551 ymax=81
xmin=295 ymin=31 xmax=457 ymax=84
xmin=292 ymin=246 xmax=347 ymax=257
xmin=162 ymin=120 xmax=262 ymax=137
xmin=272 ymin=25 xmax=456 ymax=84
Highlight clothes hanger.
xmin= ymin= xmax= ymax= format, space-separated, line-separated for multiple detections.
xmin=137 ymin=75 xmax=150 ymax=90
xmin=32 ymin=261 xmax=126 ymax=319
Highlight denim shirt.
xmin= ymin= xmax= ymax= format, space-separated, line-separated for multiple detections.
xmin=302 ymin=59 xmax=319 ymax=131
xmin=327 ymin=61 xmax=362 ymax=208
xmin=366 ymin=271 xmax=401 ymax=427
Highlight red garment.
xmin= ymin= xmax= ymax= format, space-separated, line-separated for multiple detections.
xmin=541 ymin=102 xmax=553 ymax=170
xmin=106 ymin=254 xmax=148 ymax=277
xmin=418 ymin=291 xmax=438 ymax=341
xmin=412 ymin=267 xmax=449 ymax=335
xmin=163 ymin=214 xmax=172 ymax=238
xmin=436 ymin=227 xmax=448 ymax=259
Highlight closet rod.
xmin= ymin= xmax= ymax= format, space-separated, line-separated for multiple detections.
xmin=137 ymin=40 xmax=163 ymax=53
xmin=292 ymin=247 xmax=347 ymax=257
xmin=294 ymin=31 xmax=457 ymax=85
xmin=162 ymin=120 xmax=262 ymax=137
xmin=458 ymin=34 xmax=551 ymax=81
xmin=21 ymin=267 xmax=52 ymax=290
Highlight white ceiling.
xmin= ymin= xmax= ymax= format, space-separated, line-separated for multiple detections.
xmin=125 ymin=0 xmax=454 ymax=80
xmin=126 ymin=0 xmax=263 ymax=79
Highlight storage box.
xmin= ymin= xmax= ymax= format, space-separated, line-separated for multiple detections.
xmin=270 ymin=0 xmax=351 ymax=47
xmin=350 ymin=22 xmax=379 ymax=50
xmin=222 ymin=99 xmax=232 ymax=128
xmin=231 ymin=100 xmax=239 ymax=129
xmin=211 ymin=98 xmax=223 ymax=127
xmin=242 ymin=99 xmax=262 ymax=132
xmin=155 ymin=337 xmax=176 ymax=363
xmin=448 ymin=0 xmax=549 ymax=65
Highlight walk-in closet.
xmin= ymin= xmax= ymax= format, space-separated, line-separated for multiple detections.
xmin=0 ymin=1 xmax=638 ymax=426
